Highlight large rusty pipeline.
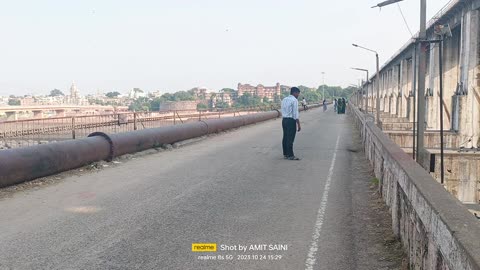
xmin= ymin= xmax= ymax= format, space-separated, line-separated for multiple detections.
xmin=0 ymin=136 xmax=111 ymax=187
xmin=0 ymin=106 xmax=318 ymax=188
xmin=92 ymin=121 xmax=210 ymax=159
xmin=89 ymin=111 xmax=281 ymax=159
xmin=0 ymin=112 xmax=280 ymax=187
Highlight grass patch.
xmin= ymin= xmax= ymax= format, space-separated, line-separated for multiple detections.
xmin=370 ymin=177 xmax=380 ymax=185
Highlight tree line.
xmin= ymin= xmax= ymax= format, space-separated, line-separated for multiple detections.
xmin=127 ymin=85 xmax=357 ymax=111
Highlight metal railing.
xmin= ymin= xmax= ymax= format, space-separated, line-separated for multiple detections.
xmin=0 ymin=105 xmax=280 ymax=150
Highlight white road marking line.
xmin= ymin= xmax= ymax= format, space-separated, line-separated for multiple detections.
xmin=305 ymin=136 xmax=340 ymax=270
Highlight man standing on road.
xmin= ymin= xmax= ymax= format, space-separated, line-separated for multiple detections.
xmin=281 ymin=87 xmax=301 ymax=160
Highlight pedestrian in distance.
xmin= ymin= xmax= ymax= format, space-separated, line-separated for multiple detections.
xmin=333 ymin=98 xmax=337 ymax=112
xmin=337 ymin=98 xmax=346 ymax=114
xmin=281 ymin=87 xmax=301 ymax=161
xmin=301 ymin=97 xmax=308 ymax=111
xmin=322 ymin=99 xmax=327 ymax=112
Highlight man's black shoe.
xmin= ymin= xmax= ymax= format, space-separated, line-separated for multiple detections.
xmin=287 ymin=156 xmax=301 ymax=160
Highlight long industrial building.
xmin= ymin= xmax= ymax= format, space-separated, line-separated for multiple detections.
xmin=361 ymin=0 xmax=480 ymax=203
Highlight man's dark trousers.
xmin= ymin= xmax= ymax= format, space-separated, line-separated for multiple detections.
xmin=282 ymin=118 xmax=297 ymax=157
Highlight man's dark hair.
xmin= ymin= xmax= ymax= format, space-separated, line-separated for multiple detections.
xmin=290 ymin=87 xmax=300 ymax=95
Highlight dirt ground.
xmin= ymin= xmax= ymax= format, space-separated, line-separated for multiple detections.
xmin=349 ymin=125 xmax=408 ymax=270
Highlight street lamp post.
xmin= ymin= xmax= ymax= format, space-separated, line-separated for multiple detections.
xmin=351 ymin=67 xmax=369 ymax=113
xmin=349 ymin=84 xmax=361 ymax=106
xmin=352 ymin=44 xmax=380 ymax=125
xmin=321 ymin=72 xmax=326 ymax=100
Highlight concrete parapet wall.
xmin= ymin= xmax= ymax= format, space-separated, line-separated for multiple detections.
xmin=349 ymin=104 xmax=480 ymax=270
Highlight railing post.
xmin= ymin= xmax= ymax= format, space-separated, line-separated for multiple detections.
xmin=133 ymin=113 xmax=137 ymax=130
xmin=71 ymin=117 xmax=76 ymax=139
xmin=199 ymin=111 xmax=201 ymax=121
xmin=173 ymin=111 xmax=176 ymax=125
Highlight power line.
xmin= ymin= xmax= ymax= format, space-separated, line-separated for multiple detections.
xmin=397 ymin=3 xmax=414 ymax=37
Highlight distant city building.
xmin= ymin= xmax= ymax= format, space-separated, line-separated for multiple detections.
xmin=19 ymin=96 xmax=35 ymax=106
xmin=63 ymin=81 xmax=88 ymax=105
xmin=65 ymin=81 xmax=80 ymax=105
xmin=191 ymin=87 xmax=209 ymax=99
xmin=0 ymin=96 xmax=8 ymax=106
xmin=237 ymin=82 xmax=281 ymax=102
xmin=70 ymin=82 xmax=79 ymax=99
xmin=280 ymin=85 xmax=291 ymax=94
xmin=212 ymin=92 xmax=233 ymax=107
xmin=149 ymin=90 xmax=162 ymax=98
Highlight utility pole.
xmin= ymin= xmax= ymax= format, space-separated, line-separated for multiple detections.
xmin=351 ymin=67 xmax=369 ymax=112
xmin=352 ymin=44 xmax=380 ymax=125
xmin=417 ymin=0 xmax=427 ymax=163
xmin=375 ymin=53 xmax=380 ymax=125
xmin=438 ymin=38 xmax=445 ymax=185
xmin=321 ymin=72 xmax=326 ymax=99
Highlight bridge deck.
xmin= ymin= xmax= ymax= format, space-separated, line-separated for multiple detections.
xmin=0 ymin=108 xmax=403 ymax=269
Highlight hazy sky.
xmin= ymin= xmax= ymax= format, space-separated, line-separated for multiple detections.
xmin=0 ymin=0 xmax=451 ymax=96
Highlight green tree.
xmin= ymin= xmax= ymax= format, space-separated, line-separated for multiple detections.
xmin=302 ymin=91 xmax=321 ymax=103
xmin=161 ymin=93 xmax=174 ymax=101
xmin=159 ymin=91 xmax=195 ymax=102
xmin=236 ymin=93 xmax=262 ymax=107
xmin=49 ymin=89 xmax=64 ymax=97
xmin=129 ymin=97 xmax=152 ymax=111
xmin=340 ymin=86 xmax=356 ymax=99
xmin=197 ymin=103 xmax=208 ymax=110
xmin=215 ymin=101 xmax=229 ymax=109
xmin=281 ymin=89 xmax=290 ymax=99
xmin=106 ymin=91 xmax=121 ymax=98
xmin=274 ymin=94 xmax=281 ymax=103
xmin=8 ymin=99 xmax=20 ymax=105
xmin=317 ymin=85 xmax=343 ymax=99
xmin=221 ymin=88 xmax=236 ymax=94
xmin=173 ymin=91 xmax=195 ymax=101
xmin=150 ymin=98 xmax=162 ymax=111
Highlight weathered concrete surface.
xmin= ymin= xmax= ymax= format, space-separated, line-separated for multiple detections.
xmin=381 ymin=121 xmax=414 ymax=131
xmin=349 ymin=104 xmax=480 ymax=270
xmin=384 ymin=130 xmax=459 ymax=149
xmin=381 ymin=117 xmax=411 ymax=123
xmin=419 ymin=149 xmax=480 ymax=204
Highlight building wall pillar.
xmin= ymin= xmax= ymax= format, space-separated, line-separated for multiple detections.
xmin=33 ymin=110 xmax=43 ymax=119
xmin=5 ymin=111 xmax=17 ymax=121
xmin=55 ymin=110 xmax=66 ymax=117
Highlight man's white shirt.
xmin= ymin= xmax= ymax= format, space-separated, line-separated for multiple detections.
xmin=281 ymin=95 xmax=299 ymax=120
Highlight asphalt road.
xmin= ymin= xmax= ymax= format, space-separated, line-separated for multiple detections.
xmin=0 ymin=107 xmax=400 ymax=270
